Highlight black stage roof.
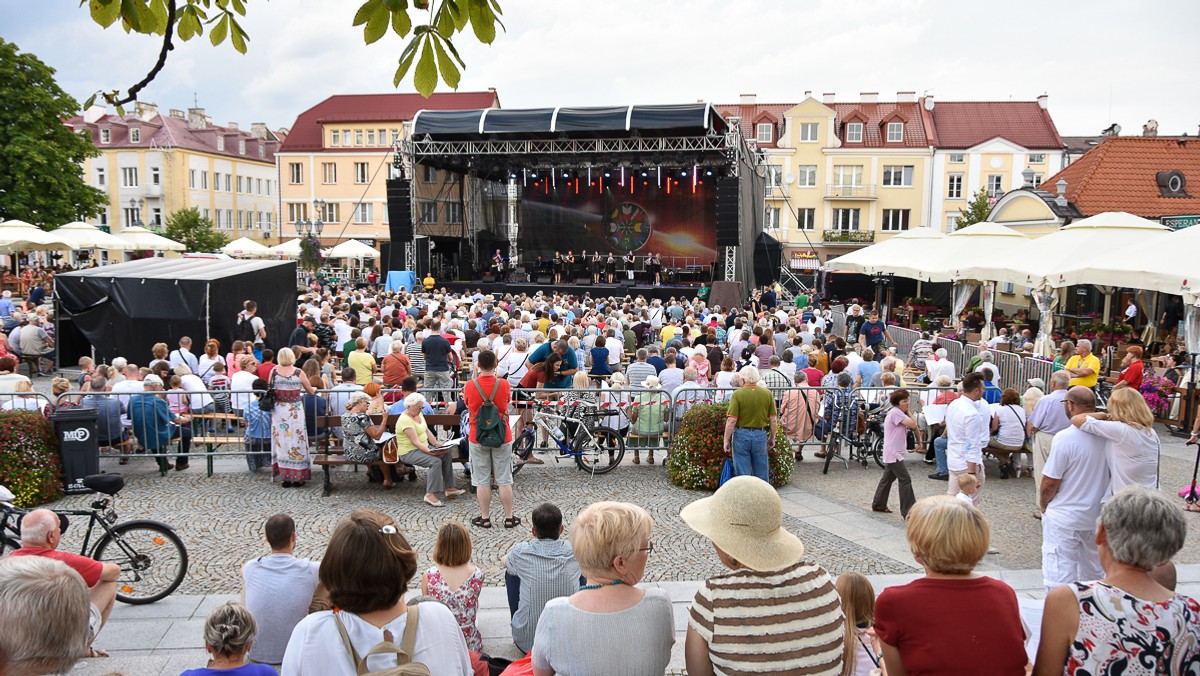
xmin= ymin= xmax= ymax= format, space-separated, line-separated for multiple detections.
xmin=412 ymin=103 xmax=727 ymax=140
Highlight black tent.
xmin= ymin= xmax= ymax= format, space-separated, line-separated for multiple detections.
xmin=753 ymin=231 xmax=782 ymax=288
xmin=55 ymin=258 xmax=297 ymax=364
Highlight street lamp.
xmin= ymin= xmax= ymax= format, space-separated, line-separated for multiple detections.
xmin=128 ymin=197 xmax=145 ymax=227
xmin=295 ymin=199 xmax=325 ymax=238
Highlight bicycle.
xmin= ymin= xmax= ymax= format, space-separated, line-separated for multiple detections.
xmin=512 ymin=400 xmax=625 ymax=474
xmin=0 ymin=473 xmax=189 ymax=605
xmin=821 ymin=408 xmax=884 ymax=474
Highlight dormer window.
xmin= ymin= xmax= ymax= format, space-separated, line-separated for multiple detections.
xmin=755 ymin=123 xmax=773 ymax=144
xmin=886 ymin=122 xmax=903 ymax=142
xmin=846 ymin=122 xmax=863 ymax=143
xmin=100 ymin=128 xmax=111 ymax=144
xmin=216 ymin=136 xmax=225 ymax=151
xmin=130 ymin=128 xmax=141 ymax=143
xmin=239 ymin=139 xmax=246 ymax=154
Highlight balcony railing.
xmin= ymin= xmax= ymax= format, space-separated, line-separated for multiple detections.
xmin=822 ymin=230 xmax=875 ymax=243
xmin=824 ymin=184 xmax=878 ymax=199
xmin=765 ymin=184 xmax=789 ymax=198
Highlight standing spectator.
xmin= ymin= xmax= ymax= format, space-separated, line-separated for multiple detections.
xmin=129 ymin=374 xmax=193 ymax=472
xmin=504 ymin=503 xmax=582 ymax=654
xmin=1033 ymin=486 xmax=1200 ymax=675
xmin=243 ymin=379 xmax=272 ymax=472
xmin=312 ymin=314 xmax=336 ymax=351
xmin=0 ymin=556 xmax=92 ymax=674
xmin=168 ymin=336 xmax=200 ymax=373
xmin=288 ymin=317 xmax=316 ymax=366
xmin=682 ymin=476 xmax=845 ymax=675
xmin=464 ymin=350 xmax=516 ymax=529
xmin=405 ymin=329 xmax=427 ymax=383
xmin=1040 ymin=387 xmax=1109 ymax=593
xmin=239 ymin=300 xmax=266 ymax=361
xmin=1028 ymin=371 xmax=1072 ymax=512
xmin=241 ymin=514 xmax=322 ymax=667
xmin=779 ymin=370 xmax=819 ymax=459
xmin=723 ymin=366 xmax=778 ymax=482
xmin=857 ymin=310 xmax=891 ymax=358
xmin=943 ymin=373 xmax=989 ymax=502
xmin=1070 ymin=387 xmax=1161 ymax=497
xmin=346 ymin=337 xmax=374 ymax=385
xmin=872 ymin=389 xmax=921 ymax=517
xmin=420 ymin=522 xmax=485 ymax=652
xmin=271 ymin=348 xmax=317 ymax=488
xmin=532 ymin=502 xmax=674 ymax=675
xmin=874 ymin=496 xmax=1027 ymax=675
xmin=422 ymin=320 xmax=456 ymax=399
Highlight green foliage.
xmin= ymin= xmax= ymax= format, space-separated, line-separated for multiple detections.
xmin=0 ymin=40 xmax=108 ymax=226
xmin=298 ymin=235 xmax=325 ymax=273
xmin=956 ymin=188 xmax=993 ymax=230
xmin=163 ymin=207 xmax=228 ymax=252
xmin=666 ymin=402 xmax=793 ymax=490
xmin=0 ymin=411 xmax=63 ymax=508
xmin=84 ymin=0 xmax=504 ymax=105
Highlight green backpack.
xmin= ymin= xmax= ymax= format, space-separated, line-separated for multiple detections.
xmin=471 ymin=379 xmax=506 ymax=447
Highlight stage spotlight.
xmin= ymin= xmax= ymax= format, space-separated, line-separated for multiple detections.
xmin=680 ymin=170 xmax=688 ymax=177
xmin=603 ymin=172 xmax=611 ymax=178
xmin=531 ymin=171 xmax=538 ymax=178
xmin=641 ymin=171 xmax=648 ymax=177
xmin=705 ymin=170 xmax=713 ymax=176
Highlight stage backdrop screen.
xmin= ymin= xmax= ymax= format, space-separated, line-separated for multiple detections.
xmin=516 ymin=177 xmax=716 ymax=264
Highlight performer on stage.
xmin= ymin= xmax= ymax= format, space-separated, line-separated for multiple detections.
xmin=605 ymin=252 xmax=616 ymax=284
xmin=553 ymin=250 xmax=563 ymax=284
xmin=564 ymin=250 xmax=576 ymax=281
xmin=591 ymin=250 xmax=602 ymax=285
xmin=650 ymin=252 xmax=662 ymax=285
xmin=580 ymin=249 xmax=590 ymax=282
xmin=492 ymin=249 xmax=509 ymax=281
xmin=623 ymin=251 xmax=636 ymax=281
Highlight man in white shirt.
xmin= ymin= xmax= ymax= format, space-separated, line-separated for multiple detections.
xmin=110 ymin=365 xmax=145 ymax=427
xmin=925 ymin=348 xmax=956 ymax=384
xmin=371 ymin=327 xmax=393 ymax=361
xmin=168 ymin=337 xmax=200 ymax=373
xmin=986 ymin=328 xmax=1009 ymax=349
xmin=1040 ymin=386 xmax=1109 ymax=592
xmin=674 ymin=367 xmax=706 ymax=418
xmin=242 ymin=514 xmax=322 ymax=666
xmin=944 ymin=373 xmax=989 ymax=502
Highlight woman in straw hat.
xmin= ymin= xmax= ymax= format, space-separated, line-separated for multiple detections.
xmin=681 ymin=476 xmax=845 ymax=675
xmin=874 ymin=495 xmax=1027 ymax=675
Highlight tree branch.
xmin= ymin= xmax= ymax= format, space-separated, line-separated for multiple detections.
xmin=107 ymin=0 xmax=178 ymax=107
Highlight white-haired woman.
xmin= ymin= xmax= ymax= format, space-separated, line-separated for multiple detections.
xmin=1034 ymin=486 xmax=1199 ymax=674
xmin=395 ymin=391 xmax=464 ymax=507
xmin=271 ymin=347 xmax=317 ymax=488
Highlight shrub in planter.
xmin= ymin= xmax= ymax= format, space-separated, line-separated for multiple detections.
xmin=665 ymin=402 xmax=792 ymax=490
xmin=0 ymin=410 xmax=63 ymax=507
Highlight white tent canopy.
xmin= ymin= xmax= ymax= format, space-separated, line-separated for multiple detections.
xmin=269 ymin=238 xmax=303 ymax=257
xmin=926 ymin=222 xmax=1032 ymax=283
xmin=52 ymin=221 xmax=133 ymax=250
xmin=1054 ymin=215 xmax=1191 ymax=293
xmin=115 ymin=226 xmax=186 ymax=251
xmin=327 ymin=239 xmax=380 ymax=259
xmin=221 ymin=237 xmax=271 ymax=258
xmin=822 ymin=227 xmax=945 ymax=277
xmin=0 ymin=219 xmax=78 ymax=253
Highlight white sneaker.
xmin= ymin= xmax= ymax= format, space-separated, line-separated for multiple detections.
xmin=987 ymin=546 xmax=1000 ymax=554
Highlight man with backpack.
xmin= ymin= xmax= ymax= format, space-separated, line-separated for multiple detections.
xmin=238 ymin=300 xmax=266 ymax=361
xmin=463 ymin=350 xmax=517 ymax=530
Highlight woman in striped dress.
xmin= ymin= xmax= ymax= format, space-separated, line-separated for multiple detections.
xmin=271 ymin=348 xmax=317 ymax=487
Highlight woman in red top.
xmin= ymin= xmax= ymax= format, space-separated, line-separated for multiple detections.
xmin=1111 ymin=345 xmax=1145 ymax=391
xmin=875 ymin=495 xmax=1028 ymax=675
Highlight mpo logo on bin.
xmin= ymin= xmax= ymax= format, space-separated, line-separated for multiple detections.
xmin=63 ymin=428 xmax=91 ymax=443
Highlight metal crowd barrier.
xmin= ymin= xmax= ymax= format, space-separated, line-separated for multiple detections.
xmin=0 ymin=391 xmax=54 ymax=414
xmin=1020 ymin=357 xmax=1053 ymax=390
xmin=936 ymin=337 xmax=964 ymax=372
xmin=888 ymin=326 xmax=920 ymax=362
xmin=993 ymin=350 xmax=1023 ymax=390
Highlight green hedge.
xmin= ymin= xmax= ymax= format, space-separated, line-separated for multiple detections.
xmin=666 ymin=402 xmax=793 ymax=490
xmin=0 ymin=411 xmax=63 ymax=507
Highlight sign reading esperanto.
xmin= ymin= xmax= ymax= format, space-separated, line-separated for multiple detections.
xmin=1160 ymin=214 xmax=1200 ymax=231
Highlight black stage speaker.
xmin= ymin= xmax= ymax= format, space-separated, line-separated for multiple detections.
xmin=715 ymin=177 xmax=740 ymax=246
xmin=536 ymin=275 xmax=552 ymax=285
xmin=575 ymin=277 xmax=592 ymax=286
xmin=386 ymin=178 xmax=413 ymax=270
xmin=620 ymin=278 xmax=636 ymax=288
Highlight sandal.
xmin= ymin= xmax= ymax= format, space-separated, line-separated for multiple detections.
xmin=504 ymin=516 xmax=522 ymax=528
xmin=445 ymin=488 xmax=466 ymax=498
xmin=471 ymin=515 xmax=493 ymax=528
xmin=382 ymin=479 xmax=395 ymax=489
xmin=423 ymin=496 xmax=445 ymax=508
xmin=84 ymin=647 xmax=109 ymax=658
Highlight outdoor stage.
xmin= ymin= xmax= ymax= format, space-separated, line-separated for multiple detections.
xmin=439 ymin=279 xmax=705 ymax=302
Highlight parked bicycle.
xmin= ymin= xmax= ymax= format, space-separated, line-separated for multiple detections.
xmin=512 ymin=400 xmax=625 ymax=474
xmin=821 ymin=407 xmax=884 ymax=474
xmin=0 ymin=474 xmax=189 ymax=605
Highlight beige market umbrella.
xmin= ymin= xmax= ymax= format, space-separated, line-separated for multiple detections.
xmin=328 ymin=239 xmax=381 ymax=259
xmin=0 ymin=219 xmax=79 ymax=253
xmin=822 ymin=227 xmax=946 ymax=277
xmin=269 ymin=238 xmax=304 ymax=257
xmin=221 ymin=237 xmax=271 ymax=258
xmin=52 ymin=221 xmax=133 ymax=250
xmin=114 ymin=226 xmax=186 ymax=251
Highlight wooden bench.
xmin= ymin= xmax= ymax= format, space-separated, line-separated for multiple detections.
xmin=190 ymin=412 xmax=244 ymax=477
xmin=313 ymin=412 xmax=465 ymax=496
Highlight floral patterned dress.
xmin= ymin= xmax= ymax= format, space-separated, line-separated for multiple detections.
xmin=271 ymin=369 xmax=311 ymax=483
xmin=425 ymin=566 xmax=484 ymax=651
xmin=1066 ymin=581 xmax=1200 ymax=675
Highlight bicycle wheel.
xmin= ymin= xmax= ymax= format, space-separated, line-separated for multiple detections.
xmin=865 ymin=430 xmax=885 ymax=469
xmin=91 ymin=521 xmax=188 ymax=605
xmin=511 ymin=429 xmax=535 ymax=476
xmin=575 ymin=426 xmax=625 ymax=475
xmin=822 ymin=432 xmax=837 ymax=475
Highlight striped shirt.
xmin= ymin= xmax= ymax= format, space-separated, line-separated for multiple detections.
xmin=405 ymin=341 xmax=426 ymax=381
xmin=688 ymin=560 xmax=844 ymax=675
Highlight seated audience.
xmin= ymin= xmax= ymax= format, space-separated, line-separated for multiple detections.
xmin=504 ymin=502 xmax=583 ymax=653
xmin=182 ymin=601 xmax=277 ymax=676
xmin=242 ymin=514 xmax=323 ymax=667
xmin=0 ymin=555 xmax=92 ymax=675
xmin=421 ymin=522 xmax=485 ymax=652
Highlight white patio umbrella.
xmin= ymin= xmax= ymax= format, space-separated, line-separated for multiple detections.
xmin=1052 ymin=213 xmax=1186 ymax=292
xmin=999 ymin=212 xmax=1169 ymax=289
xmin=0 ymin=220 xmax=79 ymax=253
xmin=114 ymin=226 xmax=186 ymax=251
xmin=327 ymin=239 xmax=381 ymax=259
xmin=221 ymin=237 xmax=270 ymax=258
xmin=822 ymin=227 xmax=945 ymax=276
xmin=52 ymin=221 xmax=133 ymax=250
xmin=269 ymin=238 xmax=304 ymax=257
xmin=920 ymin=222 xmax=1031 ymax=340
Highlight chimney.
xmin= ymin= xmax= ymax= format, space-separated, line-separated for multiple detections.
xmin=169 ymin=108 xmax=185 ymax=119
xmin=251 ymin=122 xmax=269 ymax=139
xmin=860 ymin=92 xmax=878 ymax=104
xmin=923 ymin=94 xmax=935 ymax=111
xmin=1142 ymin=119 xmax=1159 ymax=137
xmin=187 ymin=107 xmax=209 ymax=129
xmin=1055 ymin=178 xmax=1068 ymax=206
xmin=134 ymin=101 xmax=158 ymax=121
xmin=822 ymin=92 xmax=836 ymax=104
xmin=739 ymin=93 xmax=757 ymax=105
xmin=896 ymin=91 xmax=916 ymax=103
xmin=227 ymin=121 xmax=239 ymax=131
xmin=1037 ymin=93 xmax=1049 ymax=110
xmin=82 ymin=104 xmax=107 ymax=124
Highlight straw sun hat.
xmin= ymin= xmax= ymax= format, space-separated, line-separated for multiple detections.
xmin=680 ymin=476 xmax=806 ymax=571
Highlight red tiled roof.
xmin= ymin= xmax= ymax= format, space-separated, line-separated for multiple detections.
xmin=279 ymin=91 xmax=501 ymax=153
xmin=67 ymin=113 xmax=280 ymax=163
xmin=713 ymin=103 xmax=797 ymax=148
xmin=929 ymin=101 xmax=1063 ymax=150
xmin=1038 ymin=137 xmax=1200 ymax=218
xmin=830 ymin=103 xmax=932 ymax=148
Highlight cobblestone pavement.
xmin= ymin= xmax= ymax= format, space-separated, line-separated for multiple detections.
xmin=51 ymin=453 xmax=916 ymax=596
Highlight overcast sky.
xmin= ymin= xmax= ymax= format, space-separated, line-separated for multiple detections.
xmin=3 ymin=0 xmax=1197 ymax=137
